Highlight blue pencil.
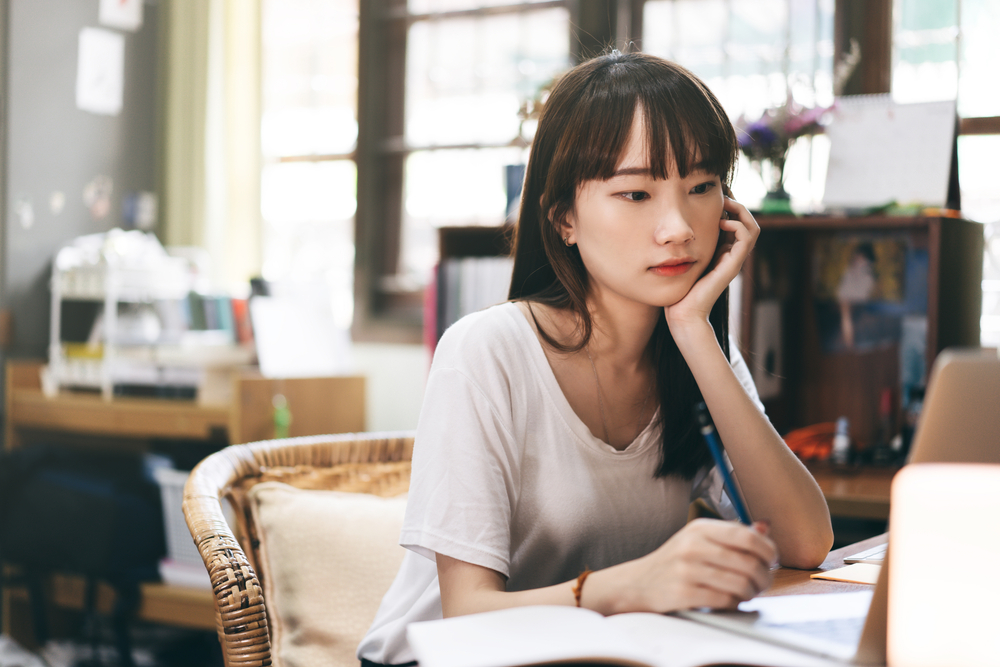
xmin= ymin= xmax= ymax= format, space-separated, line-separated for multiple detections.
xmin=694 ymin=402 xmax=753 ymax=525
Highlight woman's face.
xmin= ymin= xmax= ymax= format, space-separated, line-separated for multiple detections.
xmin=563 ymin=111 xmax=725 ymax=310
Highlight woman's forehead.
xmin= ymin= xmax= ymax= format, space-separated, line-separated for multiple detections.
xmin=614 ymin=116 xmax=704 ymax=176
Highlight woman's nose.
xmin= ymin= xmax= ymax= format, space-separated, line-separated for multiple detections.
xmin=653 ymin=208 xmax=695 ymax=245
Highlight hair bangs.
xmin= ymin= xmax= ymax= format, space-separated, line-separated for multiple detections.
xmin=555 ymin=78 xmax=640 ymax=185
xmin=550 ymin=57 xmax=738 ymax=191
xmin=639 ymin=72 xmax=738 ymax=184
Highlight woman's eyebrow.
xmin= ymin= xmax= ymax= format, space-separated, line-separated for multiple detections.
xmin=609 ymin=166 xmax=653 ymax=178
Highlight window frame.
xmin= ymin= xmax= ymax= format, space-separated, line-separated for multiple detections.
xmin=347 ymin=0 xmax=997 ymax=342
xmin=352 ymin=0 xmax=638 ymax=342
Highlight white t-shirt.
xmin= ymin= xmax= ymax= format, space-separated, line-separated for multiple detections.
xmin=357 ymin=302 xmax=764 ymax=664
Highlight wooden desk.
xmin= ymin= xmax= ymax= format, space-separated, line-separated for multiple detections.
xmin=809 ymin=465 xmax=896 ymax=521
xmin=766 ymin=532 xmax=888 ymax=597
xmin=5 ymin=359 xmax=366 ymax=448
xmin=2 ymin=359 xmax=367 ymax=642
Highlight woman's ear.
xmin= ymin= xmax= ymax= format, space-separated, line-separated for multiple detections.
xmin=552 ymin=206 xmax=576 ymax=246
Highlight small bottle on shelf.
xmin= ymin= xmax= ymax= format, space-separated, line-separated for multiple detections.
xmin=830 ymin=416 xmax=851 ymax=466
xmin=870 ymin=387 xmax=896 ymax=466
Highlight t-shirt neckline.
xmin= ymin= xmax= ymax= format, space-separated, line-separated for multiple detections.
xmin=503 ymin=302 xmax=658 ymax=457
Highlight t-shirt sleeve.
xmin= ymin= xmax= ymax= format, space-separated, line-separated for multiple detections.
xmin=399 ymin=329 xmax=520 ymax=579
xmin=729 ymin=337 xmax=766 ymax=413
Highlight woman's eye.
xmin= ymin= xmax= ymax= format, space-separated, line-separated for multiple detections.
xmin=690 ymin=182 xmax=716 ymax=195
xmin=621 ymin=191 xmax=650 ymax=202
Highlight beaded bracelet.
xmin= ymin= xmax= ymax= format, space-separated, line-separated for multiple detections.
xmin=572 ymin=569 xmax=593 ymax=608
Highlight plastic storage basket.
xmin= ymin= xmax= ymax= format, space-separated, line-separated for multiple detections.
xmin=153 ymin=467 xmax=203 ymax=566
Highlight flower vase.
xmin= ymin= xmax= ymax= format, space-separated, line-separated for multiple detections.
xmin=760 ymin=155 xmax=793 ymax=215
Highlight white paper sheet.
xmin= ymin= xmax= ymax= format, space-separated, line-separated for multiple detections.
xmin=823 ymin=96 xmax=955 ymax=209
xmin=76 ymin=27 xmax=125 ymax=116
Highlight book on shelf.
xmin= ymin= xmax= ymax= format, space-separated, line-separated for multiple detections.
xmin=435 ymin=255 xmax=514 ymax=341
xmin=407 ymin=605 xmax=845 ymax=667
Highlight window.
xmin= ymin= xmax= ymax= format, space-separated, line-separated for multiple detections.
xmin=643 ymin=0 xmax=1000 ymax=345
xmin=261 ymin=0 xmax=999 ymax=342
xmin=354 ymin=0 xmax=571 ymax=340
xmin=890 ymin=0 xmax=1000 ymax=344
xmin=642 ymin=0 xmax=836 ymax=208
xmin=260 ymin=0 xmax=360 ymax=329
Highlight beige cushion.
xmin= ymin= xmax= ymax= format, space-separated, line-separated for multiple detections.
xmin=247 ymin=481 xmax=407 ymax=667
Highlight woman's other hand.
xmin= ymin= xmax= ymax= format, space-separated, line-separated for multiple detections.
xmin=662 ymin=193 xmax=759 ymax=334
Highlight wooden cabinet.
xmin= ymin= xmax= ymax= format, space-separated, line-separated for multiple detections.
xmin=740 ymin=215 xmax=983 ymax=452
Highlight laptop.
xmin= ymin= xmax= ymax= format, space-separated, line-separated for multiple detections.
xmin=677 ymin=347 xmax=1000 ymax=665
xmin=845 ymin=347 xmax=1000 ymax=566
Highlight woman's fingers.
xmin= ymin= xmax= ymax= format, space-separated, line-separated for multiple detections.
xmin=721 ymin=196 xmax=759 ymax=247
xmin=641 ymin=519 xmax=777 ymax=612
xmin=694 ymin=526 xmax=775 ymax=594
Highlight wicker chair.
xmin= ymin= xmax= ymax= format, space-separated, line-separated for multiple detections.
xmin=182 ymin=431 xmax=414 ymax=667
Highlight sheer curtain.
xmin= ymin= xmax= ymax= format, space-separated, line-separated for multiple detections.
xmin=161 ymin=0 xmax=262 ymax=293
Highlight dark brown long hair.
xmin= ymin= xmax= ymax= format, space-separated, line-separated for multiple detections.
xmin=507 ymin=51 xmax=738 ymax=479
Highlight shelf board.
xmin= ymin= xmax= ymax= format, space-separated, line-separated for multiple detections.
xmin=6 ymin=572 xmax=216 ymax=631
xmin=8 ymin=388 xmax=229 ymax=442
xmin=757 ymin=214 xmax=948 ymax=231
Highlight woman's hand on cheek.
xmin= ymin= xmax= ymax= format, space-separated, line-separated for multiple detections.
xmin=663 ymin=195 xmax=759 ymax=334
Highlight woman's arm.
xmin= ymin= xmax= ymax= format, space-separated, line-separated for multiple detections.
xmin=438 ymin=518 xmax=776 ymax=617
xmin=665 ymin=195 xmax=834 ymax=569
xmin=674 ymin=325 xmax=833 ymax=568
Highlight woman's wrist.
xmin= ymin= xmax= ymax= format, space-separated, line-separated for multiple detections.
xmin=666 ymin=317 xmax=718 ymax=356
xmin=575 ymin=563 xmax=645 ymax=615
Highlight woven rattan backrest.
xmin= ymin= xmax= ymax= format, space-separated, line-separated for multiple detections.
xmin=183 ymin=432 xmax=414 ymax=667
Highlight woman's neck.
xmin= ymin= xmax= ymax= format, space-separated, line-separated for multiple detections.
xmin=585 ymin=291 xmax=660 ymax=371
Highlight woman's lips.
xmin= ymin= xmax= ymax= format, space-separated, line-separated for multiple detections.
xmin=649 ymin=261 xmax=695 ymax=277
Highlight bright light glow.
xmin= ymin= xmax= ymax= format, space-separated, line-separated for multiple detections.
xmin=888 ymin=464 xmax=1000 ymax=667
xmin=262 ymin=107 xmax=357 ymax=157
xmin=399 ymin=7 xmax=568 ymax=284
xmin=261 ymin=161 xmax=357 ymax=224
xmin=402 ymin=147 xmax=526 ymax=283
xmin=261 ymin=0 xmax=359 ymax=326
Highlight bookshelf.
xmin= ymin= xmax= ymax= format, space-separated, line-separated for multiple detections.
xmin=429 ymin=226 xmax=514 ymax=344
xmin=740 ymin=215 xmax=983 ymax=454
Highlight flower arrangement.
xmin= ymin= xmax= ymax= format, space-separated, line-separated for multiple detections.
xmin=736 ymin=102 xmax=830 ymax=165
xmin=734 ymin=40 xmax=861 ymax=205
xmin=734 ymin=100 xmax=832 ymax=194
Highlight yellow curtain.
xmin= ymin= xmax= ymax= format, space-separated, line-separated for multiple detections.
xmin=160 ymin=0 xmax=261 ymax=292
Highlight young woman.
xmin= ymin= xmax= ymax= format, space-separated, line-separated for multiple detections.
xmin=358 ymin=51 xmax=833 ymax=667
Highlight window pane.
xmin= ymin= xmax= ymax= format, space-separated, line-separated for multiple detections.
xmin=892 ymin=0 xmax=958 ymax=104
xmin=260 ymin=0 xmax=359 ymax=327
xmin=643 ymin=0 xmax=834 ymax=210
xmin=262 ymin=161 xmax=357 ymax=223
xmin=262 ymin=0 xmax=359 ymax=156
xmin=399 ymin=6 xmax=569 ymax=286
xmin=956 ymin=133 xmax=1000 ymax=347
xmin=958 ymin=135 xmax=1000 ymax=224
xmin=959 ymin=0 xmax=1000 ymax=117
xmin=402 ymin=147 xmax=527 ymax=282
xmin=409 ymin=0 xmax=558 ymax=13
xmin=644 ymin=0 xmax=833 ymax=119
xmin=406 ymin=8 xmax=570 ymax=146
xmin=260 ymin=161 xmax=357 ymax=327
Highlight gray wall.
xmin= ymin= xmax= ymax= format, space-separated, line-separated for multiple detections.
xmin=2 ymin=0 xmax=160 ymax=362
